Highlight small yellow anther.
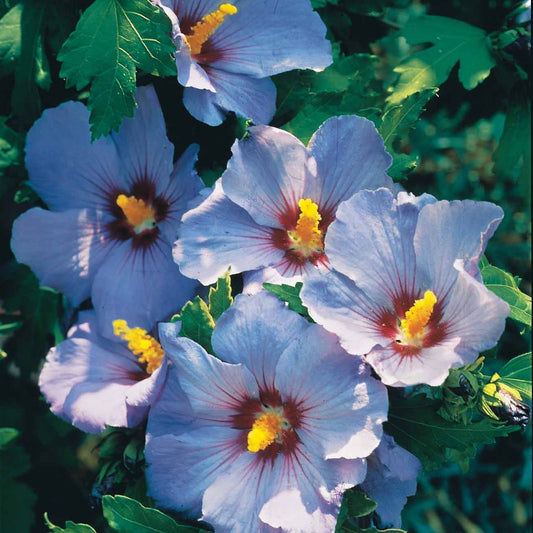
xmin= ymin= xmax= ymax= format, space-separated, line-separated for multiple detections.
xmin=113 ymin=319 xmax=164 ymax=375
xmin=185 ymin=4 xmax=238 ymax=56
xmin=116 ymin=195 xmax=156 ymax=231
xmin=247 ymin=412 xmax=283 ymax=453
xmin=400 ymin=290 xmax=437 ymax=340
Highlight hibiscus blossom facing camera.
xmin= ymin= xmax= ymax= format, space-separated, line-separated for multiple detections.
xmin=174 ymin=115 xmax=393 ymax=287
xmin=153 ymin=0 xmax=332 ymax=125
xmin=145 ymin=292 xmax=388 ymax=532
xmin=11 ymin=86 xmax=202 ymax=338
xmin=301 ymin=188 xmax=510 ymax=387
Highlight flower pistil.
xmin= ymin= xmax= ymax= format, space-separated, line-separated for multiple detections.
xmin=400 ymin=290 xmax=437 ymax=341
xmin=113 ymin=319 xmax=164 ymax=374
xmin=287 ymin=198 xmax=324 ymax=257
xmin=116 ymin=194 xmax=156 ymax=233
xmin=185 ymin=4 xmax=238 ymax=56
xmin=247 ymin=411 xmax=285 ymax=453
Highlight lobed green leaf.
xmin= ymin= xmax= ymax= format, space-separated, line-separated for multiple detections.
xmin=44 ymin=513 xmax=97 ymax=533
xmin=263 ymin=282 xmax=311 ymax=319
xmin=389 ymin=16 xmax=496 ymax=104
xmin=58 ymin=0 xmax=176 ymax=139
xmin=208 ymin=269 xmax=233 ymax=321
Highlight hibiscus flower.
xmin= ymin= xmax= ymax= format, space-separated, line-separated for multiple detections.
xmin=153 ymin=0 xmax=332 ymax=125
xmin=174 ymin=115 xmax=393 ymax=286
xmin=301 ymin=188 xmax=510 ymax=387
xmin=145 ymin=292 xmax=388 ymax=532
xmin=11 ymin=86 xmax=202 ymax=338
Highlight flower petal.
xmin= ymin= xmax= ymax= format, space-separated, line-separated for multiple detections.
xmin=365 ymin=338 xmax=463 ymax=387
xmin=157 ymin=328 xmax=259 ymax=420
xmin=325 ymin=188 xmax=420 ymax=304
xmin=91 ymin=238 xmax=197 ymax=339
xmin=204 ymin=0 xmax=332 ymax=77
xmin=183 ymin=69 xmax=276 ymax=126
xmin=11 ymin=208 xmax=112 ymax=306
xmin=174 ymin=181 xmax=284 ymax=285
xmin=25 ymin=101 xmax=124 ymax=211
xmin=211 ymin=292 xmax=309 ymax=388
xmin=443 ymin=267 xmax=509 ymax=365
xmin=222 ymin=126 xmax=317 ymax=227
xmin=146 ymin=426 xmax=244 ymax=517
xmin=361 ymin=435 xmax=421 ymax=529
xmin=414 ymin=199 xmax=504 ymax=296
xmin=111 ymin=85 xmax=174 ymax=189
xmin=39 ymin=336 xmax=144 ymax=433
xmin=158 ymin=143 xmax=204 ymax=244
xmin=307 ymin=115 xmax=393 ymax=213
xmin=301 ymin=270 xmax=388 ymax=356
xmin=275 ymin=324 xmax=387 ymax=459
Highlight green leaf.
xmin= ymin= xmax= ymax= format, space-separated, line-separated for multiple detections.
xmin=498 ymin=352 xmax=532 ymax=400
xmin=380 ymin=88 xmax=438 ymax=150
xmin=0 ymin=0 xmax=52 ymax=121
xmin=336 ymin=489 xmax=406 ymax=533
xmin=263 ymin=282 xmax=311 ymax=319
xmin=279 ymin=53 xmax=383 ymax=144
xmin=0 ymin=427 xmax=36 ymax=533
xmin=58 ymin=0 xmax=176 ymax=139
xmin=208 ymin=269 xmax=233 ymax=321
xmin=388 ymin=16 xmax=496 ymax=104
xmin=44 ymin=513 xmax=98 ymax=533
xmin=480 ymin=263 xmax=531 ymax=329
xmin=493 ymin=96 xmax=531 ymax=203
xmin=378 ymin=88 xmax=437 ymax=179
xmin=174 ymin=297 xmax=215 ymax=354
xmin=0 ymin=117 xmax=24 ymax=175
xmin=385 ymin=393 xmax=519 ymax=471
xmin=0 ymin=427 xmax=19 ymax=448
xmin=102 ymin=495 xmax=203 ymax=532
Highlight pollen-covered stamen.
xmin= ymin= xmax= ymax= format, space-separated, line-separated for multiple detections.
xmin=247 ymin=411 xmax=284 ymax=453
xmin=185 ymin=4 xmax=238 ymax=56
xmin=113 ymin=319 xmax=164 ymax=375
xmin=400 ymin=290 xmax=437 ymax=340
xmin=116 ymin=194 xmax=156 ymax=233
xmin=287 ymin=198 xmax=324 ymax=257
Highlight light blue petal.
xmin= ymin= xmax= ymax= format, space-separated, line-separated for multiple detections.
xmin=25 ymin=101 xmax=124 ymax=211
xmin=211 ymin=292 xmax=309 ymax=388
xmin=307 ymin=116 xmax=393 ymax=213
xmin=275 ymin=324 xmax=387 ymax=459
xmin=325 ymin=188 xmax=420 ymax=304
xmin=91 ymin=238 xmax=197 ymax=339
xmin=365 ymin=338 xmax=463 ymax=387
xmin=183 ymin=69 xmax=276 ymax=125
xmin=174 ymin=181 xmax=284 ymax=285
xmin=157 ymin=330 xmax=259 ymax=420
xmin=205 ymin=0 xmax=332 ymax=77
xmin=361 ymin=435 xmax=421 ymax=529
xmin=158 ymin=143 xmax=204 ymax=244
xmin=111 ymin=85 xmax=174 ymax=188
xmin=38 ymin=332 xmax=147 ymax=434
xmin=301 ymin=270 xmax=388 ymax=356
xmin=442 ymin=268 xmax=510 ymax=364
xmin=414 ymin=199 xmax=504 ymax=296
xmin=11 ymin=208 xmax=112 ymax=306
xmin=146 ymin=426 xmax=244 ymax=518
xmin=222 ymin=126 xmax=316 ymax=227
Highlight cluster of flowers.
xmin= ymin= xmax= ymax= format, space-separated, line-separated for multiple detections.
xmin=10 ymin=1 xmax=510 ymax=531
